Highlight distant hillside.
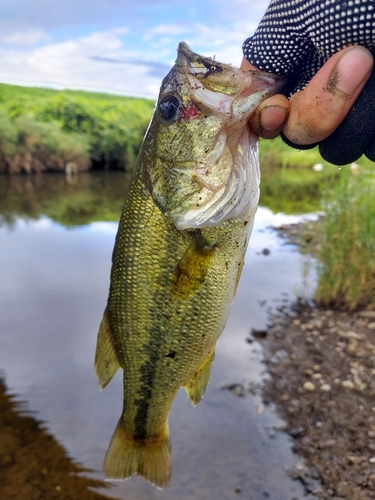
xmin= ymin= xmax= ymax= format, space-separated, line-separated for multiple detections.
xmin=0 ymin=83 xmax=155 ymax=174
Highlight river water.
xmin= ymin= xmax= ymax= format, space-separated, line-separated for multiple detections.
xmin=0 ymin=172 xmax=318 ymax=500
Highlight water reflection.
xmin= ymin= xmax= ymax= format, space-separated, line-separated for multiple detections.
xmin=0 ymin=172 xmax=131 ymax=227
xmin=0 ymin=172 xmax=318 ymax=499
xmin=0 ymin=375 xmax=111 ymax=500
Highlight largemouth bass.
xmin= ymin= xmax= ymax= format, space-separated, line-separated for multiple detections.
xmin=95 ymin=42 xmax=283 ymax=488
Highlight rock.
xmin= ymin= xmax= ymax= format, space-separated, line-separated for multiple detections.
xmin=288 ymin=427 xmax=304 ymax=438
xmin=321 ymin=384 xmax=331 ymax=392
xmin=336 ymin=480 xmax=351 ymax=497
xmin=310 ymin=319 xmax=323 ymax=328
xmin=338 ymin=331 xmax=363 ymax=340
xmin=323 ymin=439 xmax=336 ymax=447
xmin=251 ymin=328 xmax=267 ymax=338
xmin=369 ymin=457 xmax=375 ymax=464
xmin=347 ymin=455 xmax=364 ymax=464
xmin=347 ymin=343 xmax=361 ymax=356
xmin=303 ymin=368 xmax=314 ymax=376
xmin=342 ymin=380 xmax=355 ymax=390
xmin=269 ymin=349 xmax=288 ymax=363
xmin=368 ymin=322 xmax=375 ymax=330
xmin=303 ymin=381 xmax=316 ymax=392
xmin=358 ymin=311 xmax=375 ymax=318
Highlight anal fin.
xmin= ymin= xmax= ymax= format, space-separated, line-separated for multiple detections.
xmin=95 ymin=307 xmax=120 ymax=389
xmin=184 ymin=347 xmax=215 ymax=406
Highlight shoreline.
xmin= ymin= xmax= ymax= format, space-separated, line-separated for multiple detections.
xmin=253 ymin=222 xmax=375 ymax=500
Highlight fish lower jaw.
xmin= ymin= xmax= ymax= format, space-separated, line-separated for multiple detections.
xmin=169 ymin=127 xmax=260 ymax=230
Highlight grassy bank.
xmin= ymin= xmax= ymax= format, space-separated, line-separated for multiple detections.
xmin=0 ymin=83 xmax=154 ymax=173
xmin=1 ymin=81 xmax=371 ymax=179
xmin=313 ymin=168 xmax=375 ymax=310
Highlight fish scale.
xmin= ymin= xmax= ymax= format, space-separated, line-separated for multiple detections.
xmin=95 ymin=42 xmax=284 ymax=488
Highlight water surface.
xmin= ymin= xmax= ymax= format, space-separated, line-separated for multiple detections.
xmin=0 ymin=173 xmax=318 ymax=500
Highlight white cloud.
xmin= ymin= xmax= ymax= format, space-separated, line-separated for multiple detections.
xmin=1 ymin=30 xmax=51 ymax=46
xmin=0 ymin=28 xmax=164 ymax=97
xmin=143 ymin=23 xmax=188 ymax=42
xmin=0 ymin=0 xmax=271 ymax=97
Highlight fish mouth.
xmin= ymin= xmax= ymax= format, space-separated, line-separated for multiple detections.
xmin=153 ymin=43 xmax=285 ymax=230
xmin=169 ymin=124 xmax=260 ymax=230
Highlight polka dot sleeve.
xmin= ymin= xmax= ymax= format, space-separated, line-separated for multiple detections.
xmin=243 ymin=0 xmax=375 ymax=95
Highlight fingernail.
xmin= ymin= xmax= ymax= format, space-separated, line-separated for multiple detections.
xmin=332 ymin=46 xmax=373 ymax=95
xmin=260 ymin=105 xmax=288 ymax=131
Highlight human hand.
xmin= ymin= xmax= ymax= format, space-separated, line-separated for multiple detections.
xmin=243 ymin=0 xmax=375 ymax=165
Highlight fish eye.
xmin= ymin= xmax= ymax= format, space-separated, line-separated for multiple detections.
xmin=158 ymin=95 xmax=180 ymax=122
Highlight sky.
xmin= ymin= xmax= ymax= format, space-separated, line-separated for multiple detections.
xmin=0 ymin=0 xmax=270 ymax=98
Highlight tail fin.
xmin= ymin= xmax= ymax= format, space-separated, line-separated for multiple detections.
xmin=103 ymin=418 xmax=171 ymax=489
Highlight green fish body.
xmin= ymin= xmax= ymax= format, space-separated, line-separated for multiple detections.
xmin=95 ymin=42 xmax=283 ymax=488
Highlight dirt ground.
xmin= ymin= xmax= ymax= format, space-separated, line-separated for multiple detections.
xmin=0 ymin=375 xmax=117 ymax=500
xmin=254 ymin=222 xmax=375 ymax=500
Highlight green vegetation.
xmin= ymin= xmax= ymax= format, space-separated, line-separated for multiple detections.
xmin=0 ymin=83 xmax=154 ymax=173
xmin=0 ymin=172 xmax=131 ymax=227
xmin=259 ymin=137 xmax=342 ymax=213
xmin=313 ymin=168 xmax=375 ymax=310
xmin=1 ymin=83 xmax=374 ymax=311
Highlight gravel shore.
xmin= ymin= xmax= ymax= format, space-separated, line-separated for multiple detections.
xmin=255 ymin=221 xmax=375 ymax=499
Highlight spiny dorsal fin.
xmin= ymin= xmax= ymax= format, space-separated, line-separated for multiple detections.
xmin=95 ymin=308 xmax=120 ymax=389
xmin=184 ymin=347 xmax=215 ymax=406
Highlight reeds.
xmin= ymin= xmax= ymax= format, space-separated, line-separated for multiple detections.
xmin=315 ymin=167 xmax=375 ymax=310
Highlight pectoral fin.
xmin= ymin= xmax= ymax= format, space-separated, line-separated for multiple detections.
xmin=171 ymin=231 xmax=216 ymax=299
xmin=95 ymin=308 xmax=120 ymax=389
xmin=184 ymin=348 xmax=215 ymax=406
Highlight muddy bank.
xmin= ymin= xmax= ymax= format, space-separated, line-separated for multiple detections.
xmin=251 ymin=221 xmax=375 ymax=500
xmin=0 ymin=376 xmax=116 ymax=500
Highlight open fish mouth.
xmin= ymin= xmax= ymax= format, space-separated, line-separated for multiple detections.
xmin=168 ymin=125 xmax=261 ymax=229
xmin=159 ymin=43 xmax=284 ymax=230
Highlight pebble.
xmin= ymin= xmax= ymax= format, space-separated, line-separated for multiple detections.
xmin=252 ymin=328 xmax=267 ymax=338
xmin=288 ymin=427 xmax=304 ymax=438
xmin=303 ymin=381 xmax=316 ymax=392
xmin=347 ymin=342 xmax=362 ymax=356
xmin=338 ymin=330 xmax=363 ymax=340
xmin=323 ymin=439 xmax=336 ymax=447
xmin=312 ymin=373 xmax=322 ymax=379
xmin=303 ymin=368 xmax=314 ymax=376
xmin=321 ymin=384 xmax=331 ymax=392
xmin=358 ymin=311 xmax=375 ymax=318
xmin=342 ymin=380 xmax=355 ymax=390
xmin=368 ymin=322 xmax=375 ymax=330
xmin=347 ymin=455 xmax=363 ymax=464
xmin=336 ymin=480 xmax=351 ymax=497
xmin=369 ymin=457 xmax=375 ymax=464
